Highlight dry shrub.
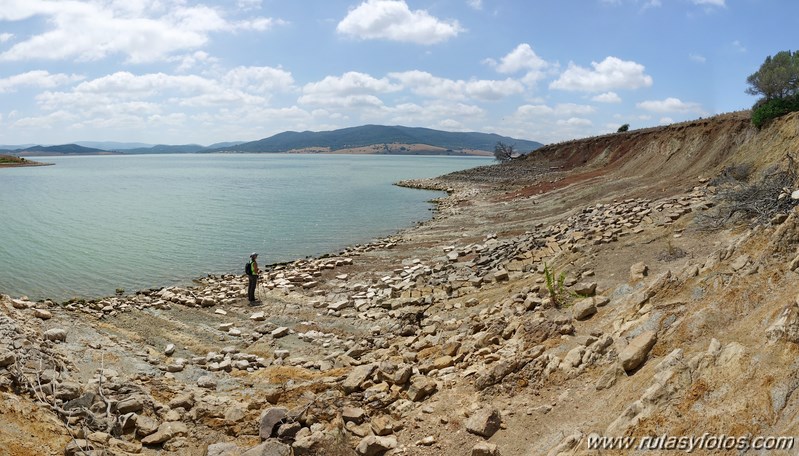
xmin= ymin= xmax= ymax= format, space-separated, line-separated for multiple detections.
xmin=695 ymin=154 xmax=799 ymax=231
xmin=709 ymin=162 xmax=755 ymax=186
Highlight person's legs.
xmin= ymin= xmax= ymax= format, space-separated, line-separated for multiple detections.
xmin=248 ymin=275 xmax=257 ymax=301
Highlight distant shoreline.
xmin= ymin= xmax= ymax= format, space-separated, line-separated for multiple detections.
xmin=0 ymin=155 xmax=53 ymax=168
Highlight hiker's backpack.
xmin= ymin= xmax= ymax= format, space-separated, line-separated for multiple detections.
xmin=245 ymin=261 xmax=252 ymax=275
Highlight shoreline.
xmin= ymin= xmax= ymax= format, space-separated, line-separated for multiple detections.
xmin=0 ymin=159 xmax=54 ymax=168
xmin=4 ymin=177 xmax=464 ymax=305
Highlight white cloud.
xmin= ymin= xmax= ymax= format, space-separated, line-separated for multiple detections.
xmin=438 ymin=118 xmax=465 ymax=130
xmin=516 ymin=104 xmax=554 ymax=116
xmin=550 ymin=56 xmax=653 ymax=92
xmin=556 ymin=103 xmax=595 ymax=116
xmin=237 ymin=0 xmax=263 ymax=10
xmin=692 ymin=0 xmax=725 ymax=6
xmin=174 ymin=51 xmax=218 ymax=72
xmin=34 ymin=67 xmax=296 ymax=115
xmin=600 ymin=0 xmax=661 ymax=8
xmin=557 ymin=117 xmax=593 ymax=127
xmin=0 ymin=1 xmax=284 ymax=63
xmin=637 ymin=97 xmax=705 ymax=114
xmin=236 ymin=17 xmax=287 ymax=31
xmin=389 ymin=70 xmax=524 ymax=101
xmin=336 ymin=0 xmax=464 ymax=44
xmin=592 ymin=92 xmax=622 ymax=103
xmin=12 ymin=110 xmax=78 ymax=129
xmin=659 ymin=117 xmax=674 ymax=124
xmin=514 ymin=103 xmax=595 ymax=117
xmin=0 ymin=70 xmax=84 ymax=93
xmin=298 ymin=94 xmax=386 ymax=109
xmin=299 ymin=71 xmax=401 ymax=108
xmin=504 ymin=103 xmax=598 ymax=143
xmin=732 ymin=40 xmax=746 ymax=53
xmin=467 ymin=0 xmax=483 ymax=10
xmin=689 ymin=53 xmax=706 ymax=63
xmin=223 ymin=66 xmax=296 ymax=93
xmin=0 ymin=33 xmax=13 ymax=43
xmin=302 ymin=72 xmax=401 ymax=96
xmin=492 ymin=44 xmax=550 ymax=77
xmin=387 ymin=101 xmax=484 ymax=125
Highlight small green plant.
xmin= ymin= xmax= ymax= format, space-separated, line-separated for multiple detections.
xmin=543 ymin=262 xmax=568 ymax=308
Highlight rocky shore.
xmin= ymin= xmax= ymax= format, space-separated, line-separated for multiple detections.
xmin=3 ymin=112 xmax=799 ymax=455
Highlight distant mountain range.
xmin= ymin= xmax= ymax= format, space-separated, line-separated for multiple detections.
xmin=0 ymin=125 xmax=542 ymax=157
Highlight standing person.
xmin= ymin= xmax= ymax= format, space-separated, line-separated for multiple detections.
xmin=246 ymin=252 xmax=260 ymax=303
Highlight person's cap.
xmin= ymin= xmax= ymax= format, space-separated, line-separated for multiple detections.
xmin=250 ymin=252 xmax=258 ymax=258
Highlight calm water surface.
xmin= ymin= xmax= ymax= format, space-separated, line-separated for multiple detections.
xmin=0 ymin=153 xmax=490 ymax=301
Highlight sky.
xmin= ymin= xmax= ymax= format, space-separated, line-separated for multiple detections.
xmin=0 ymin=0 xmax=795 ymax=147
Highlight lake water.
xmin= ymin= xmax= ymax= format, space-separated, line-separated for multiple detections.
xmin=0 ymin=153 xmax=490 ymax=301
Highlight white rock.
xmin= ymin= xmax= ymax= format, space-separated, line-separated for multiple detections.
xmin=33 ymin=309 xmax=53 ymax=320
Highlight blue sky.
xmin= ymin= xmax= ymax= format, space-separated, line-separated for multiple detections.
xmin=0 ymin=0 xmax=794 ymax=146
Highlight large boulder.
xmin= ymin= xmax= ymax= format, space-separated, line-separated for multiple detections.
xmin=619 ymin=330 xmax=658 ymax=372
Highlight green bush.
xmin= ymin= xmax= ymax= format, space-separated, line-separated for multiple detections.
xmin=751 ymin=95 xmax=799 ymax=128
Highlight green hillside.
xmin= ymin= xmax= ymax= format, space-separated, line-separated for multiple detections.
xmin=210 ymin=125 xmax=543 ymax=154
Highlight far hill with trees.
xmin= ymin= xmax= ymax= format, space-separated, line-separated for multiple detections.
xmin=3 ymin=144 xmax=110 ymax=156
xmin=207 ymin=125 xmax=543 ymax=155
xmin=0 ymin=125 xmax=542 ymax=157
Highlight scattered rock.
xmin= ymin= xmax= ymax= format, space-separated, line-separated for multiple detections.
xmin=43 ymin=328 xmax=67 ymax=342
xmin=241 ymin=440 xmax=291 ymax=456
xmin=466 ymin=406 xmax=502 ymax=438
xmin=0 ymin=350 xmax=16 ymax=368
xmin=259 ymin=407 xmax=288 ymax=439
xmin=619 ymin=330 xmax=658 ymax=372
xmin=140 ymin=421 xmax=188 ymax=445
xmin=197 ymin=375 xmax=218 ymax=389
xmin=472 ymin=441 xmax=501 ymax=456
xmin=572 ymin=298 xmax=597 ymax=320
xmin=206 ymin=442 xmax=242 ymax=456
xmin=573 ymin=282 xmax=597 ymax=296
xmin=342 ymin=406 xmax=366 ymax=424
xmin=406 ymin=376 xmax=437 ymax=401
xmin=33 ymin=308 xmax=52 ymax=320
xmin=630 ymin=262 xmax=648 ymax=280
xmin=343 ymin=363 xmax=377 ymax=394
xmin=356 ymin=435 xmax=397 ymax=456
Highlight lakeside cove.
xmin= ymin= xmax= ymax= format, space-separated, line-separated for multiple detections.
xmin=4 ymin=111 xmax=799 ymax=455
